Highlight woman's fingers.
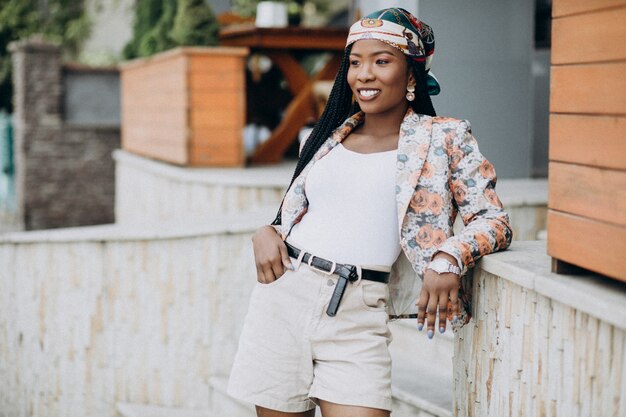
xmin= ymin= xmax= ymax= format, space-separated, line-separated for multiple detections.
xmin=257 ymin=268 xmax=266 ymax=284
xmin=270 ymin=258 xmax=285 ymax=282
xmin=416 ymin=290 xmax=429 ymax=331
xmin=426 ymin=295 xmax=439 ymax=339
xmin=278 ymin=242 xmax=295 ymax=271
xmin=437 ymin=291 xmax=449 ymax=334
xmin=449 ymin=288 xmax=460 ymax=326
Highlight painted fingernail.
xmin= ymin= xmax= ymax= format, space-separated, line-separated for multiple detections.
xmin=453 ymin=315 xmax=459 ymax=325
xmin=428 ymin=330 xmax=434 ymax=339
xmin=439 ymin=326 xmax=445 ymax=334
xmin=417 ymin=323 xmax=423 ymax=331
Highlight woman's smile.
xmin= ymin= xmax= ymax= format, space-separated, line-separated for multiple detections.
xmin=357 ymin=88 xmax=382 ymax=100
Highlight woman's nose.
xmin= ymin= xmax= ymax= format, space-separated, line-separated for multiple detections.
xmin=357 ymin=63 xmax=375 ymax=82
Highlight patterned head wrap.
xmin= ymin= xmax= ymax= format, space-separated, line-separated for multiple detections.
xmin=346 ymin=8 xmax=440 ymax=95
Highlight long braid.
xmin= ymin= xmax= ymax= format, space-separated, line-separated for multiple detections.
xmin=271 ymin=49 xmax=437 ymax=226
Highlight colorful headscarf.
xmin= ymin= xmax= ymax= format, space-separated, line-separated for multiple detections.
xmin=346 ymin=8 xmax=440 ymax=95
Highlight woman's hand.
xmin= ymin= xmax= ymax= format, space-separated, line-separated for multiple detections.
xmin=252 ymin=226 xmax=295 ymax=284
xmin=416 ymin=252 xmax=461 ymax=338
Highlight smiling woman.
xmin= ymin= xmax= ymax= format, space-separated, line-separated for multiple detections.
xmin=348 ymin=41 xmax=411 ymax=118
xmin=227 ymin=7 xmax=512 ymax=417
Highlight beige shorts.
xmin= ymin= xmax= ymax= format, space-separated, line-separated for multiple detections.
xmin=227 ymin=258 xmax=393 ymax=412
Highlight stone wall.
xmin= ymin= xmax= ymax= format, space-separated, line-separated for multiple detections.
xmin=0 ymin=209 xmax=270 ymax=417
xmin=115 ymin=150 xmax=548 ymax=240
xmin=452 ymin=241 xmax=626 ymax=417
xmin=8 ymin=37 xmax=119 ymax=230
xmin=114 ymin=150 xmax=289 ymax=224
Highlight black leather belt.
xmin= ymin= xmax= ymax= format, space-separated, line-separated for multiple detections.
xmin=285 ymin=242 xmax=389 ymax=317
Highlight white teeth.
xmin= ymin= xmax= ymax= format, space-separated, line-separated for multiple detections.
xmin=360 ymin=89 xmax=380 ymax=97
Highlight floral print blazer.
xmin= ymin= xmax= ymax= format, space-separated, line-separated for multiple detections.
xmin=273 ymin=108 xmax=512 ymax=331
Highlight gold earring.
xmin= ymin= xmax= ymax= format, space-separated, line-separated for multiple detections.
xmin=406 ymin=84 xmax=415 ymax=102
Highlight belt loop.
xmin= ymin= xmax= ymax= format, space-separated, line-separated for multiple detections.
xmin=354 ymin=265 xmax=363 ymax=286
xmin=293 ymin=247 xmax=306 ymax=270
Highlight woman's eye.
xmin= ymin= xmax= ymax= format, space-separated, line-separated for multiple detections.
xmin=376 ymin=59 xmax=389 ymax=64
xmin=350 ymin=60 xmax=360 ymax=66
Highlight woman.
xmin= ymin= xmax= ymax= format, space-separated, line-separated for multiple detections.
xmin=228 ymin=8 xmax=512 ymax=417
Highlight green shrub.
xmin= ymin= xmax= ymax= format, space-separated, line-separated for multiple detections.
xmin=123 ymin=0 xmax=218 ymax=60
xmin=0 ymin=0 xmax=90 ymax=112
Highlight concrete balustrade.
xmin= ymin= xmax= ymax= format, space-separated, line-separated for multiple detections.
xmin=0 ymin=209 xmax=270 ymax=417
xmin=453 ymin=241 xmax=626 ymax=417
xmin=114 ymin=150 xmax=547 ymax=241
xmin=114 ymin=150 xmax=290 ymax=224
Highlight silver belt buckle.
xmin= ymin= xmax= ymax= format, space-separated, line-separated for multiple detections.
xmin=307 ymin=254 xmax=337 ymax=275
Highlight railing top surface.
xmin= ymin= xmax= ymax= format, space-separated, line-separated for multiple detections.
xmin=0 ymin=206 xmax=274 ymax=244
xmin=481 ymin=240 xmax=626 ymax=330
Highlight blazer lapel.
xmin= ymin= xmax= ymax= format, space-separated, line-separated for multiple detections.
xmin=396 ymin=109 xmax=433 ymax=233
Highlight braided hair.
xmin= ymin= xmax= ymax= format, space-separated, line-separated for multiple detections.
xmin=271 ymin=45 xmax=437 ymax=226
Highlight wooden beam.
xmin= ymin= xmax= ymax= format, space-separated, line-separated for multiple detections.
xmin=552 ymin=6 xmax=626 ymax=64
xmin=550 ymin=63 xmax=626 ymax=115
xmin=547 ymin=210 xmax=626 ymax=282
xmin=549 ymin=114 xmax=626 ymax=171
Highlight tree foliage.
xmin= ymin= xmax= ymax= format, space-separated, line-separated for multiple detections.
xmin=123 ymin=0 xmax=218 ymax=60
xmin=0 ymin=0 xmax=90 ymax=112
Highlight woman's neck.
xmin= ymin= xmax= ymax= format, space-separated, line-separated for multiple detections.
xmin=359 ymin=104 xmax=409 ymax=138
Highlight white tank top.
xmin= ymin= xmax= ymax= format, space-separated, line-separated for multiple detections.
xmin=287 ymin=143 xmax=401 ymax=268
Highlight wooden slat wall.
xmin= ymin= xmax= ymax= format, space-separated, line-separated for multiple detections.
xmin=120 ymin=47 xmax=248 ymax=167
xmin=122 ymin=53 xmax=189 ymax=164
xmin=549 ymin=162 xmax=626 ymax=226
xmin=548 ymin=0 xmax=626 ymax=281
xmin=189 ymin=52 xmax=246 ymax=166
xmin=553 ymin=0 xmax=626 ymax=17
xmin=550 ymin=114 xmax=626 ymax=170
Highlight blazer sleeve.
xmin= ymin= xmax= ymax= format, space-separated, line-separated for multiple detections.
xmin=437 ymin=120 xmax=513 ymax=269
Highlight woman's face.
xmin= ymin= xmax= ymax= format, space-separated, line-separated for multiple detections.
xmin=347 ymin=39 xmax=412 ymax=117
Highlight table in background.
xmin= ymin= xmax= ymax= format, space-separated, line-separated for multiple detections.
xmin=220 ymin=26 xmax=348 ymax=164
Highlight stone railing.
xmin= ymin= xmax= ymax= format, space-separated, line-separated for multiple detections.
xmin=114 ymin=150 xmax=289 ymax=224
xmin=452 ymin=240 xmax=626 ymax=417
xmin=3 ymin=217 xmax=619 ymax=417
xmin=114 ymin=150 xmax=548 ymax=241
xmin=0 ymin=209 xmax=271 ymax=417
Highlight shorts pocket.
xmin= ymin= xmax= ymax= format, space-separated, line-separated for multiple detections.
xmin=257 ymin=269 xmax=294 ymax=289
xmin=358 ymin=280 xmax=389 ymax=312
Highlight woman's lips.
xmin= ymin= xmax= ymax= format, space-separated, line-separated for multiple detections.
xmin=357 ymin=88 xmax=381 ymax=101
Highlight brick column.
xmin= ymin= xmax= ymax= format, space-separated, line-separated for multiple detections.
xmin=8 ymin=36 xmax=118 ymax=230
xmin=9 ymin=37 xmax=63 ymax=229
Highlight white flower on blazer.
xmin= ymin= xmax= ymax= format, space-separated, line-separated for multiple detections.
xmin=273 ymin=108 xmax=512 ymax=331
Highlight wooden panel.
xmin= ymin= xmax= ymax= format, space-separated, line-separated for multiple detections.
xmin=553 ymin=0 xmax=626 ymax=17
xmin=121 ymin=51 xmax=189 ymax=165
xmin=550 ymin=63 xmax=626 ymax=115
xmin=552 ymin=7 xmax=626 ymax=64
xmin=189 ymin=92 xmax=241 ymax=112
xmin=119 ymin=46 xmax=248 ymax=70
xmin=188 ymin=56 xmax=242 ymax=73
xmin=549 ymin=162 xmax=626 ymax=226
xmin=189 ymin=72 xmax=243 ymax=91
xmin=190 ymin=109 xmax=240 ymax=129
xmin=123 ymin=139 xmax=188 ymax=165
xmin=547 ymin=210 xmax=626 ymax=281
xmin=549 ymin=114 xmax=626 ymax=170
xmin=121 ymin=48 xmax=247 ymax=167
xmin=189 ymin=141 xmax=244 ymax=166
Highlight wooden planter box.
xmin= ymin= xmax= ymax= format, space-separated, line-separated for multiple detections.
xmin=547 ymin=0 xmax=626 ymax=282
xmin=120 ymin=47 xmax=248 ymax=166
